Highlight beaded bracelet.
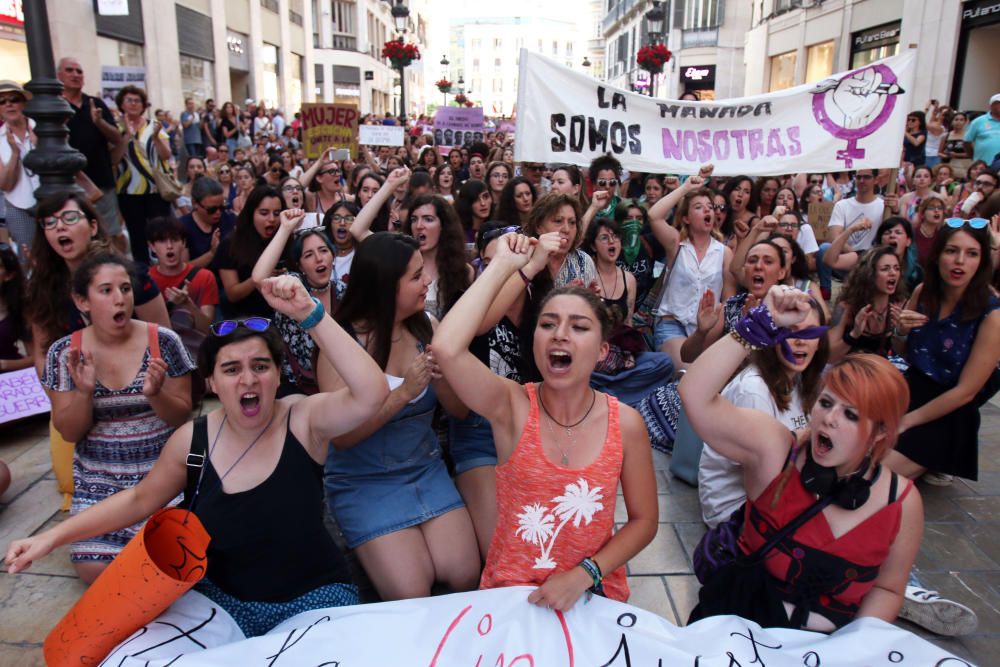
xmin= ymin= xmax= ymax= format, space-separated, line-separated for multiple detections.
xmin=298 ymin=297 xmax=325 ymax=330
xmin=729 ymin=329 xmax=761 ymax=352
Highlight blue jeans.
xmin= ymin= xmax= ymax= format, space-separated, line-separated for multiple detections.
xmin=814 ymin=243 xmax=848 ymax=294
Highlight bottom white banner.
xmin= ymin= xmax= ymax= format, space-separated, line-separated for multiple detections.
xmin=102 ymin=586 xmax=972 ymax=666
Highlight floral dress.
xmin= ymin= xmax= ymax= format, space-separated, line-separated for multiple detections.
xmin=42 ymin=326 xmax=195 ymax=561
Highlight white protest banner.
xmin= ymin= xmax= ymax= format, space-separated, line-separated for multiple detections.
xmin=0 ymin=368 xmax=51 ymax=424
xmin=358 ymin=124 xmax=405 ymax=147
xmin=515 ymin=49 xmax=916 ymax=176
xmin=100 ymin=66 xmax=146 ymax=110
xmin=101 ymin=587 xmax=968 ymax=666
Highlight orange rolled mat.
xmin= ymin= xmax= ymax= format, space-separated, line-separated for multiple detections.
xmin=43 ymin=507 xmax=211 ymax=667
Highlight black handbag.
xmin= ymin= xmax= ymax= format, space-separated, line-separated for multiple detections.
xmin=688 ymin=492 xmax=835 ymax=627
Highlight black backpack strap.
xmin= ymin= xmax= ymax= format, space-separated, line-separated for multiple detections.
xmin=183 ymin=265 xmax=201 ymax=286
xmin=183 ymin=415 xmax=209 ymax=509
xmin=745 ymin=493 xmax=836 ymax=565
xmin=888 ymin=471 xmax=899 ymax=504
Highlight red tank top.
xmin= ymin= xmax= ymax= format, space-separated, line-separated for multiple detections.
xmin=740 ymin=464 xmax=913 ymax=623
xmin=480 ymin=383 xmax=628 ymax=601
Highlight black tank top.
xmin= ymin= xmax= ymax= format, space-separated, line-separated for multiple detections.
xmin=182 ymin=409 xmax=352 ymax=601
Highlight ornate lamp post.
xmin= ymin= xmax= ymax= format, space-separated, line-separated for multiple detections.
xmin=440 ymin=55 xmax=450 ymax=107
xmin=390 ymin=0 xmax=410 ymax=122
xmin=644 ymin=0 xmax=666 ymax=98
xmin=23 ymin=0 xmax=85 ymax=200
xmin=582 ymin=56 xmax=592 ymax=71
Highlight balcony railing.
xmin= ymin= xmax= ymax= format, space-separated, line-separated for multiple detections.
xmin=330 ymin=33 xmax=357 ymax=51
xmin=290 ymin=10 xmax=303 ymax=26
xmin=260 ymin=0 xmax=278 ymax=12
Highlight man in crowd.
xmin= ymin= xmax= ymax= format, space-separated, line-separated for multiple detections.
xmin=57 ymin=56 xmax=128 ymax=253
xmin=179 ymin=177 xmax=235 ymax=276
xmin=148 ymin=216 xmax=218 ymax=334
xmin=200 ymin=98 xmax=218 ymax=148
xmin=181 ymin=98 xmax=203 ymax=158
xmin=954 ymin=168 xmax=998 ymax=218
xmin=964 ymin=93 xmax=1000 ymax=165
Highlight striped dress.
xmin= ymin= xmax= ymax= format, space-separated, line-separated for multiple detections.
xmin=42 ymin=327 xmax=195 ymax=561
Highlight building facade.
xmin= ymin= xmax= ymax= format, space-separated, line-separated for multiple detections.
xmin=744 ymin=0 xmax=1000 ymax=114
xmin=602 ymin=0 xmax=751 ymax=100
xmin=446 ymin=14 xmax=589 ymax=117
xmin=310 ymin=0 xmax=430 ymax=117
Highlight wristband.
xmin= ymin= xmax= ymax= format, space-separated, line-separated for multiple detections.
xmin=518 ymin=269 xmax=533 ymax=298
xmin=298 ymin=296 xmax=325 ymax=330
xmin=843 ymin=330 xmax=862 ymax=347
xmin=732 ymin=304 xmax=828 ymax=364
xmin=580 ymin=556 xmax=604 ymax=594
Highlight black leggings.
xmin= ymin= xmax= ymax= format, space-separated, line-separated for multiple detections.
xmin=117 ymin=193 xmax=171 ymax=262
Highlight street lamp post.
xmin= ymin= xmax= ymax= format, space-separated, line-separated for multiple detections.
xmin=644 ymin=0 xmax=665 ymax=98
xmin=23 ymin=0 xmax=85 ymax=200
xmin=390 ymin=0 xmax=410 ymax=122
xmin=440 ymin=55 xmax=449 ymax=107
xmin=582 ymin=57 xmax=592 ymax=72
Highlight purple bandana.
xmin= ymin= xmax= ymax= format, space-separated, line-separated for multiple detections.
xmin=733 ymin=305 xmax=828 ymax=364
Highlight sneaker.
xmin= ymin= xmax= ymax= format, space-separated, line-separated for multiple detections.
xmin=922 ymin=472 xmax=955 ymax=486
xmin=899 ymin=586 xmax=978 ymax=636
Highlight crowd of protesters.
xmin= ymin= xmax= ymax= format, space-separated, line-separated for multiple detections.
xmin=1 ymin=55 xmax=999 ymax=655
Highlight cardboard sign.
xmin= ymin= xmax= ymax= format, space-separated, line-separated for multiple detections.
xmin=0 ymin=368 xmax=51 ymax=424
xmin=809 ymin=201 xmax=837 ymax=242
xmin=515 ymin=49 xmax=916 ymax=176
xmin=300 ymin=103 xmax=360 ymax=160
xmin=359 ymin=124 xmax=404 ymax=147
xmin=100 ymin=66 xmax=146 ymax=111
xmin=97 ymin=587 xmax=968 ymax=665
xmin=433 ymin=107 xmax=486 ymax=151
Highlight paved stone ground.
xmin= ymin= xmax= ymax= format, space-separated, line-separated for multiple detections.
xmin=2 ymin=398 xmax=999 ymax=665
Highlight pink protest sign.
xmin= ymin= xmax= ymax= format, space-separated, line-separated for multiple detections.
xmin=0 ymin=368 xmax=51 ymax=424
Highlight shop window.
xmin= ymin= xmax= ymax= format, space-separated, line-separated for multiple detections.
xmin=290 ymin=53 xmax=303 ymax=112
xmin=332 ymin=0 xmax=356 ymax=51
xmin=769 ymin=50 xmax=796 ymax=92
xmin=180 ymin=55 xmax=214 ymax=107
xmin=261 ymin=43 xmax=279 ymax=110
xmin=805 ymin=41 xmax=834 ymax=83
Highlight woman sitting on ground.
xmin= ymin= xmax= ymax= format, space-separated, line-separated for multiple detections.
xmin=7 ymin=274 xmax=389 ymax=638
xmin=680 ymin=284 xmax=922 ymax=632
xmin=434 ymin=231 xmax=658 ymax=611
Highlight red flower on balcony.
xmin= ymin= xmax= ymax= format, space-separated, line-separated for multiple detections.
xmin=453 ymin=93 xmax=468 ymax=105
xmin=636 ymin=44 xmax=672 ymax=74
xmin=382 ymin=40 xmax=422 ymax=69
xmin=435 ymin=78 xmax=453 ymax=93
xmin=464 ymin=100 xmax=474 ymax=108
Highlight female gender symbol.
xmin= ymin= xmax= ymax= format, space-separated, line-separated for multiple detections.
xmin=811 ymin=63 xmax=905 ymax=168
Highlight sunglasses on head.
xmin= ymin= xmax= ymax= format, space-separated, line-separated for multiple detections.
xmin=210 ymin=317 xmax=271 ymax=337
xmin=294 ymin=225 xmax=327 ymax=238
xmin=945 ymin=217 xmax=988 ymax=230
xmin=480 ymin=225 xmax=521 ymax=244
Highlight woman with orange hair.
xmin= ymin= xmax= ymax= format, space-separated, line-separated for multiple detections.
xmin=679 ymin=285 xmax=923 ymax=632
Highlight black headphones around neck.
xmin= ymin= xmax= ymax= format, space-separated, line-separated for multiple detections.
xmin=800 ymin=446 xmax=881 ymax=510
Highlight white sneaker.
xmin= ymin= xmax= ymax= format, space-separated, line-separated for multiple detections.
xmin=922 ymin=472 xmax=955 ymax=486
xmin=899 ymin=585 xmax=978 ymax=636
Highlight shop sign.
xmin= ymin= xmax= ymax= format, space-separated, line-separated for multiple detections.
xmin=962 ymin=0 xmax=1000 ymax=25
xmin=0 ymin=0 xmax=23 ymax=26
xmin=682 ymin=66 xmax=714 ymax=82
xmin=852 ymin=22 xmax=901 ymax=51
xmin=227 ymin=31 xmax=250 ymax=72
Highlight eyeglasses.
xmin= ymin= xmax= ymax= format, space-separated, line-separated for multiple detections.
xmin=596 ymin=179 xmax=619 ymax=188
xmin=62 ymin=67 xmax=83 ymax=74
xmin=777 ymin=222 xmax=802 ymax=230
xmin=329 ymin=214 xmax=355 ymax=224
xmin=294 ymin=225 xmax=327 ymax=238
xmin=320 ymin=169 xmax=341 ymax=177
xmin=282 ymin=185 xmax=304 ymax=192
xmin=210 ymin=317 xmax=271 ymax=337
xmin=197 ymin=203 xmax=222 ymax=214
xmin=945 ymin=217 xmax=988 ymax=230
xmin=974 ymin=179 xmax=996 ymax=188
xmin=40 ymin=210 xmax=87 ymax=229
xmin=270 ymin=168 xmax=282 ymax=174
xmin=480 ymin=225 xmax=521 ymax=244
xmin=712 ymin=204 xmax=728 ymax=211
xmin=924 ymin=205 xmax=945 ymax=212
xmin=0 ymin=96 xmax=24 ymax=105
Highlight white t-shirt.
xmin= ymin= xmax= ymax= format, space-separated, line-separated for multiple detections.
xmin=0 ymin=119 xmax=38 ymax=209
xmin=828 ymin=196 xmax=885 ymax=251
xmin=697 ymin=366 xmax=808 ymax=528
xmin=796 ymin=222 xmax=819 ymax=254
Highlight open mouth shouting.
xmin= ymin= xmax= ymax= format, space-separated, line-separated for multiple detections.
xmin=56 ymin=235 xmax=75 ymax=253
xmin=548 ymin=349 xmax=573 ymax=374
xmin=112 ymin=309 xmax=129 ymax=326
xmin=884 ymin=277 xmax=898 ymax=293
xmin=814 ymin=431 xmax=834 ymax=459
xmin=239 ymin=392 xmax=261 ymax=417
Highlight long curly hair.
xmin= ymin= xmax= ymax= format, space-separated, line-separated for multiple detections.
xmin=403 ymin=194 xmax=471 ymax=317
xmin=27 ymin=192 xmax=112 ymax=347
xmin=496 ymin=176 xmax=537 ymax=227
xmin=837 ymin=245 xmax=908 ymax=319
